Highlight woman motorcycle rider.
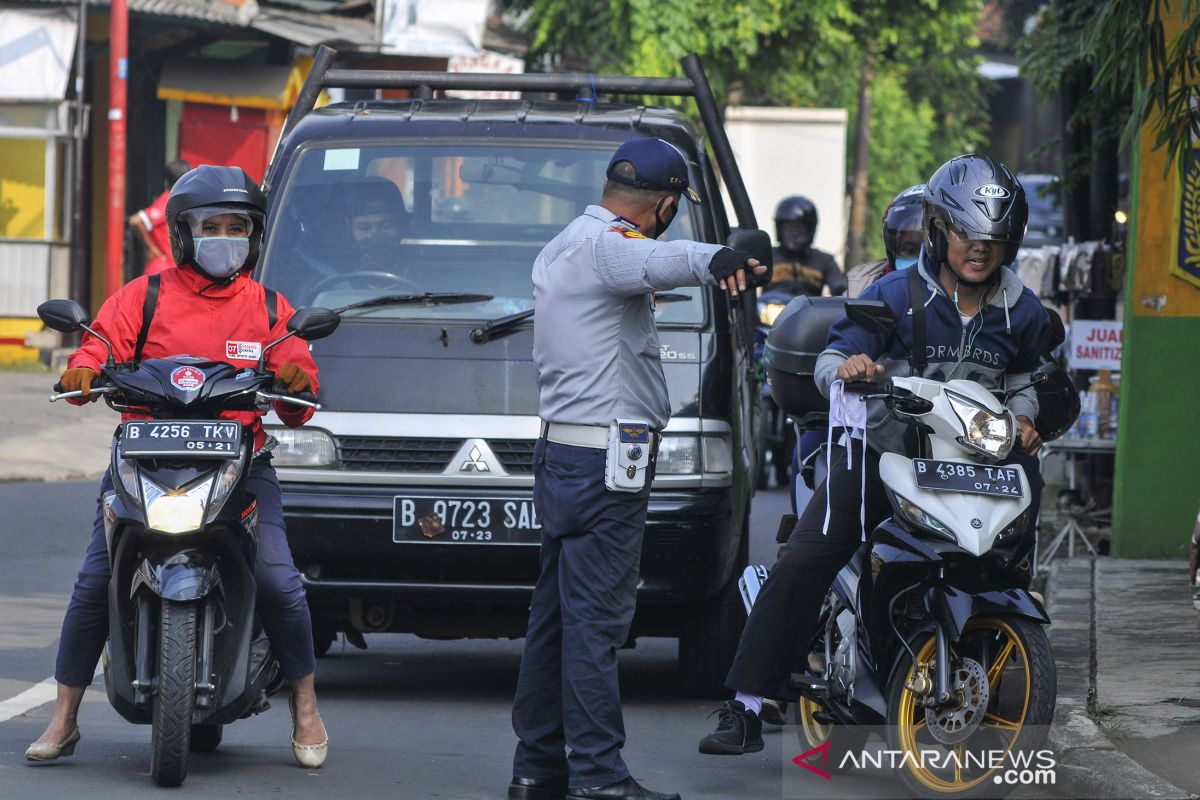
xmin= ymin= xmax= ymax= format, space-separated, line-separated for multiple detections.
xmin=26 ymin=165 xmax=329 ymax=768
xmin=700 ymin=154 xmax=1050 ymax=755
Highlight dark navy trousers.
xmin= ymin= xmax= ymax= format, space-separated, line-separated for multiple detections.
xmin=512 ymin=438 xmax=653 ymax=789
xmin=55 ymin=457 xmax=316 ymax=687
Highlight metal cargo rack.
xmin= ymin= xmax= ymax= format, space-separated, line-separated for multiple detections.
xmin=273 ymin=45 xmax=758 ymax=231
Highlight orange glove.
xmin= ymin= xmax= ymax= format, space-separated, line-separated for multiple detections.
xmin=276 ymin=363 xmax=314 ymax=394
xmin=59 ymin=367 xmax=100 ymax=402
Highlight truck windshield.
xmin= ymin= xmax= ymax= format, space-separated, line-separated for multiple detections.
xmin=258 ymin=142 xmax=706 ymax=324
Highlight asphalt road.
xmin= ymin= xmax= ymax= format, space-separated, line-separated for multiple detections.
xmin=0 ymin=480 xmax=1063 ymax=799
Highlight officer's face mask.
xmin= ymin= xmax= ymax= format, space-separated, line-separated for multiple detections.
xmin=193 ymin=237 xmax=250 ymax=278
xmin=651 ymin=195 xmax=679 ymax=239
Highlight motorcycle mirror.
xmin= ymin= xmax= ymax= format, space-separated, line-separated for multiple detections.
xmin=727 ymin=227 xmax=773 ymax=286
xmin=844 ymin=300 xmax=897 ymax=334
xmin=37 ymin=298 xmax=116 ymax=367
xmin=286 ymin=307 xmax=341 ymax=342
xmin=1003 ymin=368 xmax=1050 ymax=403
xmin=37 ymin=299 xmax=89 ymax=333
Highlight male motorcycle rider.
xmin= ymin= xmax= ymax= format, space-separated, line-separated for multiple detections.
xmin=26 ymin=165 xmax=329 ymax=769
xmin=700 ymin=154 xmax=1050 ymax=755
xmin=846 ymin=184 xmax=926 ymax=298
xmin=767 ymin=195 xmax=846 ymax=296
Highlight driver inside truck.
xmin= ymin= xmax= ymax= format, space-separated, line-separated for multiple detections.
xmin=344 ymin=178 xmax=411 ymax=271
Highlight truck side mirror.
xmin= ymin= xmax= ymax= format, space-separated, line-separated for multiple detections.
xmin=727 ymin=227 xmax=773 ymax=285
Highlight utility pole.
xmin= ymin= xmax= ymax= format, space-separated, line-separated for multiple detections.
xmin=845 ymin=51 xmax=874 ymax=270
xmin=105 ymin=0 xmax=128 ymax=298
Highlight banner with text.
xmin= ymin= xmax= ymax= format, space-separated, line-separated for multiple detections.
xmin=1069 ymin=319 xmax=1123 ymax=371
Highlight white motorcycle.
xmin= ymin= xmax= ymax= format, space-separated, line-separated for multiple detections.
xmin=748 ymin=299 xmax=1061 ymax=798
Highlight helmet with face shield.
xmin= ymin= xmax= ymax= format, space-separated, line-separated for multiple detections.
xmin=922 ymin=155 xmax=1027 ymax=271
xmin=166 ymin=165 xmax=267 ymax=280
xmin=883 ymin=184 xmax=925 ymax=269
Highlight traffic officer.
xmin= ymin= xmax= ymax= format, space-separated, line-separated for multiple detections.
xmin=508 ymin=137 xmax=766 ymax=800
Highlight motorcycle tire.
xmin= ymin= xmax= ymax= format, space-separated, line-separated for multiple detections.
xmin=151 ymin=600 xmax=197 ymax=787
xmin=189 ymin=724 xmax=222 ymax=753
xmin=885 ymin=615 xmax=1056 ymax=799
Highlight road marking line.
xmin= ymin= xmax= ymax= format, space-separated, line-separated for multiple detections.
xmin=0 ymin=668 xmax=101 ymax=725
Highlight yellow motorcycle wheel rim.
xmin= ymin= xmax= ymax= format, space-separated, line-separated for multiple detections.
xmin=798 ymin=695 xmax=832 ymax=748
xmin=896 ymin=616 xmax=1032 ymax=793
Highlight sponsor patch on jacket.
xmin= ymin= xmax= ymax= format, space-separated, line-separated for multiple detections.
xmin=608 ymin=226 xmax=647 ymax=239
xmin=226 ymin=340 xmax=263 ymax=360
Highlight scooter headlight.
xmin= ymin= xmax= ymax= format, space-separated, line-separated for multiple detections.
xmin=946 ymin=391 xmax=1015 ymax=459
xmin=888 ymin=488 xmax=957 ymax=543
xmin=758 ymin=302 xmax=787 ymax=327
xmin=143 ymin=474 xmax=211 ymax=535
xmin=206 ymin=455 xmax=246 ymax=524
xmin=115 ymin=455 xmax=141 ymax=507
xmin=996 ymin=506 xmax=1033 ymax=542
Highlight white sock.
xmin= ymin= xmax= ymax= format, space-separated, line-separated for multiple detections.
xmin=734 ymin=692 xmax=762 ymax=717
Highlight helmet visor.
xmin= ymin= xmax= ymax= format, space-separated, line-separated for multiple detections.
xmin=181 ymin=205 xmax=254 ymax=237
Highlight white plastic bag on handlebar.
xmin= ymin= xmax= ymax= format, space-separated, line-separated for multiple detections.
xmin=823 ymin=379 xmax=868 ymax=540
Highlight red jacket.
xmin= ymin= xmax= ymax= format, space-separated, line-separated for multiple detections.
xmin=68 ymin=266 xmax=319 ymax=449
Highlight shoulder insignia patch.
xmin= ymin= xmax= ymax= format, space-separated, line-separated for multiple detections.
xmin=608 ymin=226 xmax=647 ymax=239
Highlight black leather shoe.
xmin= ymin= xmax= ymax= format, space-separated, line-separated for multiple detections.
xmin=565 ymin=776 xmax=680 ymax=800
xmin=509 ymin=774 xmax=569 ymax=800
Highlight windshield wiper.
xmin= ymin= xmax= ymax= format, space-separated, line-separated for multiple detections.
xmin=470 ymin=308 xmax=534 ymax=344
xmin=334 ymin=293 xmax=494 ymax=315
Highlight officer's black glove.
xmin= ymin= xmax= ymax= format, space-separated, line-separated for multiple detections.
xmin=707 ymin=248 xmax=754 ymax=282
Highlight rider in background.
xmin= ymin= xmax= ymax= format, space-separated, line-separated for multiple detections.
xmin=767 ymin=196 xmax=845 ymax=296
xmin=846 ymin=184 xmax=925 ymax=298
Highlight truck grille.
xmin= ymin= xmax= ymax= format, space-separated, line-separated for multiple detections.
xmin=336 ymin=437 xmax=462 ymax=473
xmin=489 ymin=439 xmax=536 ymax=475
xmin=333 ymin=437 xmax=537 ymax=474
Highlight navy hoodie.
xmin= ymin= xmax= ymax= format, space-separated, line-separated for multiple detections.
xmin=814 ymin=250 xmax=1050 ymax=456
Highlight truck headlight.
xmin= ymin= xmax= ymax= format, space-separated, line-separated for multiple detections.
xmin=657 ymin=435 xmax=700 ymax=474
xmin=946 ymin=391 xmax=1014 ymax=459
xmin=267 ymin=427 xmax=337 ymax=467
xmin=702 ymin=435 xmax=733 ymax=473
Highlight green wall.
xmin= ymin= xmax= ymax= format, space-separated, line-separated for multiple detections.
xmin=1112 ymin=315 xmax=1200 ymax=558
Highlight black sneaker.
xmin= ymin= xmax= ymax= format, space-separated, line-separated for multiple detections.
xmin=698 ymin=700 xmax=764 ymax=755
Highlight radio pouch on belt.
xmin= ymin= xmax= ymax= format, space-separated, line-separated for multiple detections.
xmin=605 ymin=420 xmax=653 ymax=493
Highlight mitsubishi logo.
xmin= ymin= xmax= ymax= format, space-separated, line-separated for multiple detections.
xmin=460 ymin=445 xmax=491 ymax=473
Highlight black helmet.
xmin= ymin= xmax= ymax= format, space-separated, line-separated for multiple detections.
xmin=922 ymin=155 xmax=1027 ymax=269
xmin=774 ymin=195 xmax=818 ymax=227
xmin=882 ymin=184 xmax=925 ymax=265
xmin=166 ymin=165 xmax=266 ymax=275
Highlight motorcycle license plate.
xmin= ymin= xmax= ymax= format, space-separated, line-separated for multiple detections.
xmin=392 ymin=496 xmax=541 ymax=544
xmin=119 ymin=420 xmax=241 ymax=458
xmin=912 ymin=459 xmax=1023 ymax=499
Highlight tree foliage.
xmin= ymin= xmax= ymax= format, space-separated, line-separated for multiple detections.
xmin=511 ymin=0 xmax=990 ymax=260
xmin=1020 ymin=0 xmax=1200 ymax=176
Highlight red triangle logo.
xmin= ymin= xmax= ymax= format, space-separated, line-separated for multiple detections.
xmin=792 ymin=740 xmax=833 ymax=780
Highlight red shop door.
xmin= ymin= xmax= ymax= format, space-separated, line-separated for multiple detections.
xmin=178 ymin=103 xmax=283 ymax=183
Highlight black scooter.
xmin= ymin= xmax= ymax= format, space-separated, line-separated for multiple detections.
xmin=37 ymin=299 xmax=339 ymax=787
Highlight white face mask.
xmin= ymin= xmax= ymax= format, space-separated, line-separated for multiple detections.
xmin=193 ymin=237 xmax=250 ymax=278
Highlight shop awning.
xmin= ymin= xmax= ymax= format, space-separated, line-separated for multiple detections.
xmin=0 ymin=8 xmax=78 ymax=102
xmin=157 ymin=58 xmax=321 ymax=111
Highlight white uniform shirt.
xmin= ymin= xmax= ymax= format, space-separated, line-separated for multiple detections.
xmin=533 ymin=205 xmax=722 ymax=429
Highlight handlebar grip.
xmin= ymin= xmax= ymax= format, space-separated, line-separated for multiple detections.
xmin=843 ymin=380 xmax=880 ymax=395
xmin=53 ymin=381 xmax=65 ymax=393
xmin=292 ymin=390 xmax=318 ymax=404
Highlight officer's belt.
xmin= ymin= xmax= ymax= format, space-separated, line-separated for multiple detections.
xmin=540 ymin=421 xmax=608 ymax=449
